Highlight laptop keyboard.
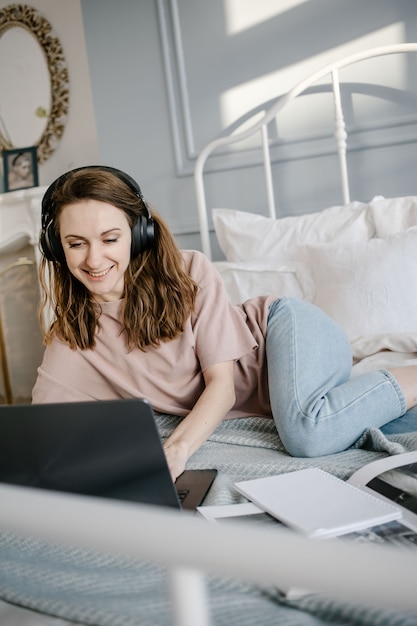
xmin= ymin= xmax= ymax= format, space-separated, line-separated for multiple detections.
xmin=176 ymin=488 xmax=190 ymax=503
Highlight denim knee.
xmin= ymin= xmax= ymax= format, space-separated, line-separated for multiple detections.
xmin=265 ymin=297 xmax=405 ymax=457
xmin=277 ymin=417 xmax=338 ymax=458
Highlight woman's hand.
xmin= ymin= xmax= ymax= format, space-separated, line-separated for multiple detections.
xmin=163 ymin=439 xmax=189 ymax=482
xmin=162 ymin=361 xmax=236 ymax=481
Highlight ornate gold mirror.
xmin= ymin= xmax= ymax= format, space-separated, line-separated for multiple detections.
xmin=0 ymin=4 xmax=69 ymax=163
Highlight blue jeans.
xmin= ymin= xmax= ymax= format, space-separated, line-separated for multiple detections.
xmin=265 ymin=298 xmax=407 ymax=457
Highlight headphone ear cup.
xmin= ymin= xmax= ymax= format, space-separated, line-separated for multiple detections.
xmin=41 ymin=166 xmax=155 ymax=261
xmin=130 ymin=215 xmax=155 ymax=258
xmin=40 ymin=222 xmax=65 ymax=263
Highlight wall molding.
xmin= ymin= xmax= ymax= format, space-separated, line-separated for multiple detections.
xmin=156 ymin=0 xmax=196 ymax=175
xmin=156 ymin=1 xmax=417 ymax=184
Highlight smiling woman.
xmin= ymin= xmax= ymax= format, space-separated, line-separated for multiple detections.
xmin=32 ymin=164 xmax=417 ymax=493
xmin=59 ymin=200 xmax=132 ymax=303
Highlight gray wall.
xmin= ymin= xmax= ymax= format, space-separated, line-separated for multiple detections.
xmin=81 ymin=0 xmax=417 ymax=256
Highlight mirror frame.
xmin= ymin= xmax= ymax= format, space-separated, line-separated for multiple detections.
xmin=0 ymin=4 xmax=69 ymax=163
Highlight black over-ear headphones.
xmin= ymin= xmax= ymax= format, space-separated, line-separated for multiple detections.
xmin=40 ymin=165 xmax=155 ymax=263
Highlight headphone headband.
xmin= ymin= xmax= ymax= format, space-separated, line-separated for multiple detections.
xmin=41 ymin=165 xmax=147 ymax=228
xmin=40 ymin=165 xmax=155 ymax=263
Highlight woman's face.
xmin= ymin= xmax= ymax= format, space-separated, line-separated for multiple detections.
xmin=58 ymin=199 xmax=132 ymax=302
xmin=14 ymin=158 xmax=31 ymax=179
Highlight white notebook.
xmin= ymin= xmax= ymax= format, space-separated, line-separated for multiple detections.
xmin=235 ymin=467 xmax=402 ymax=539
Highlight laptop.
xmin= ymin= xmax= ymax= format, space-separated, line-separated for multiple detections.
xmin=0 ymin=398 xmax=217 ymax=511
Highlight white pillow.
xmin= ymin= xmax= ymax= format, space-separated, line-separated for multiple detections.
xmin=214 ymin=261 xmax=304 ymax=305
xmin=213 ymin=201 xmax=374 ymax=265
xmin=369 ymin=196 xmax=417 ymax=237
xmin=297 ymin=227 xmax=417 ymax=340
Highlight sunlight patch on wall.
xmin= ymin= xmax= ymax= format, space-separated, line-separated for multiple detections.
xmin=224 ymin=0 xmax=309 ymax=35
xmin=219 ymin=23 xmax=406 ymax=142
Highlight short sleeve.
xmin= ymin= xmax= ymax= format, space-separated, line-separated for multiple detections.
xmin=185 ymin=251 xmax=257 ymax=371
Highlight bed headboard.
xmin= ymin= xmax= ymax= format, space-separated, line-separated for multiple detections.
xmin=194 ymin=43 xmax=417 ymax=259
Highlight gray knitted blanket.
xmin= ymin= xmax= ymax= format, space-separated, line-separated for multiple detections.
xmin=0 ymin=415 xmax=417 ymax=626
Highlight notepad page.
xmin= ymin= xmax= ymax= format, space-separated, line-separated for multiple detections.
xmin=235 ymin=467 xmax=402 ymax=539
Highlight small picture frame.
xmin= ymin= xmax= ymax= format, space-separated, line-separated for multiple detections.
xmin=2 ymin=146 xmax=39 ymax=193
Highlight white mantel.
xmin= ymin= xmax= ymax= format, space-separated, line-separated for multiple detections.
xmin=0 ymin=186 xmax=47 ymax=267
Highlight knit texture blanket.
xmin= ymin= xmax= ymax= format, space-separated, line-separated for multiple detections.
xmin=1 ymin=415 xmax=417 ymax=626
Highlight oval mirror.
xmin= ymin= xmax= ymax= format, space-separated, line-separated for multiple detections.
xmin=0 ymin=26 xmax=50 ymax=147
xmin=0 ymin=5 xmax=69 ymax=163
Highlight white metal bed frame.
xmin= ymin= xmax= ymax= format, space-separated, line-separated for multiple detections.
xmin=194 ymin=43 xmax=417 ymax=260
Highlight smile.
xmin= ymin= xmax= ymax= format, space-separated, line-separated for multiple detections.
xmin=85 ymin=268 xmax=112 ymax=277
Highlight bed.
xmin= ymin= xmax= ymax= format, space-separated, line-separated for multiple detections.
xmin=1 ymin=43 xmax=417 ymax=626
xmin=194 ymin=43 xmax=417 ymax=379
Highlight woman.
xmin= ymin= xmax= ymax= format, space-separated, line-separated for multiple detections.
xmin=33 ymin=165 xmax=417 ymax=480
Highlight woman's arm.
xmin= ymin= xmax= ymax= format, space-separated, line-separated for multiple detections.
xmin=163 ymin=360 xmax=236 ymax=480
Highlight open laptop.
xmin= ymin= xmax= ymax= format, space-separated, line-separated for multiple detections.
xmin=0 ymin=398 xmax=217 ymax=511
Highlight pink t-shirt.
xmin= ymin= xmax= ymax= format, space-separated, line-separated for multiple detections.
xmin=32 ymin=250 xmax=276 ymax=418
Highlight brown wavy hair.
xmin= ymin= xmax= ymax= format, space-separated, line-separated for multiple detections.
xmin=39 ymin=167 xmax=198 ymax=350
